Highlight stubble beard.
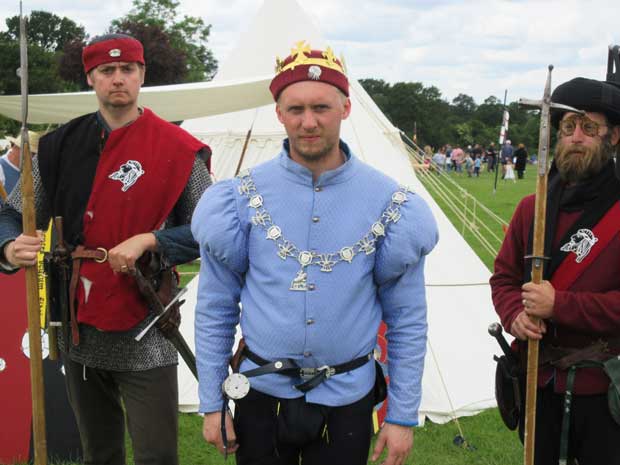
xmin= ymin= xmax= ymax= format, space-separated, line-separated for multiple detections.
xmin=292 ymin=136 xmax=335 ymax=164
xmin=554 ymin=134 xmax=614 ymax=183
xmin=103 ymin=94 xmax=135 ymax=111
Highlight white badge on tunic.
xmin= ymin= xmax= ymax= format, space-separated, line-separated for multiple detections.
xmin=222 ymin=373 xmax=251 ymax=400
xmin=108 ymin=160 xmax=145 ymax=192
xmin=560 ymin=228 xmax=598 ymax=263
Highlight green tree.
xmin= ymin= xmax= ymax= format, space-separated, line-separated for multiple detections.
xmin=110 ymin=0 xmax=218 ymax=82
xmin=0 ymin=39 xmax=68 ymax=95
xmin=451 ymin=93 xmax=477 ymax=118
xmin=2 ymin=11 xmax=86 ymax=53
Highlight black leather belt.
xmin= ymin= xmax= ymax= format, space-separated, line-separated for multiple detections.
xmin=242 ymin=347 xmax=374 ymax=392
xmin=219 ymin=346 xmax=374 ymax=458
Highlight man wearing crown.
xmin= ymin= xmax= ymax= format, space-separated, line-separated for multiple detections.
xmin=193 ymin=41 xmax=438 ymax=465
xmin=491 ymin=74 xmax=620 ymax=464
xmin=0 ymin=34 xmax=212 ymax=465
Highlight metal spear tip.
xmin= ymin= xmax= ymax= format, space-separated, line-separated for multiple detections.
xmin=488 ymin=322 xmax=502 ymax=337
xmin=548 ymin=64 xmax=554 ymax=72
xmin=16 ymin=67 xmax=22 ymax=78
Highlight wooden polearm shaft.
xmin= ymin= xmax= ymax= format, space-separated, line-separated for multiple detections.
xmin=519 ymin=65 xmax=554 ymax=465
xmin=19 ymin=4 xmax=48 ymax=464
xmin=0 ymin=182 xmax=8 ymax=201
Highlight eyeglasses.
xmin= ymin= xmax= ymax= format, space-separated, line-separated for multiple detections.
xmin=559 ymin=115 xmax=608 ymax=138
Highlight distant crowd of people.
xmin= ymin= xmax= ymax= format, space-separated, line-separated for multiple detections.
xmin=424 ymin=140 xmax=535 ymax=181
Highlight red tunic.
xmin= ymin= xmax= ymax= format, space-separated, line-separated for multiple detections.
xmin=76 ymin=108 xmax=205 ymax=331
xmin=491 ymin=194 xmax=620 ymax=395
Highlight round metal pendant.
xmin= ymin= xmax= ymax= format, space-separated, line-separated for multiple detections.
xmin=392 ymin=191 xmax=407 ymax=205
xmin=371 ymin=222 xmax=386 ymax=237
xmin=339 ymin=247 xmax=355 ymax=263
xmin=298 ymin=251 xmax=313 ymax=266
xmin=222 ymin=373 xmax=251 ymax=400
xmin=249 ymin=195 xmax=264 ymax=209
xmin=267 ymin=225 xmax=282 ymax=241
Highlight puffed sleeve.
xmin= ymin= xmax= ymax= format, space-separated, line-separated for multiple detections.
xmin=375 ymin=192 xmax=438 ymax=285
xmin=191 ymin=179 xmax=249 ymax=274
xmin=191 ymin=179 xmax=250 ymax=412
xmin=374 ymin=192 xmax=438 ymax=425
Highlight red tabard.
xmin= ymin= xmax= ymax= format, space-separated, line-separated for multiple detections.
xmin=76 ymin=108 xmax=205 ymax=331
xmin=492 ymin=195 xmax=620 ymax=394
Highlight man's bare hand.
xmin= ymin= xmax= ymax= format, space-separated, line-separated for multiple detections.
xmin=510 ymin=310 xmax=546 ymax=341
xmin=108 ymin=232 xmax=157 ymax=274
xmin=522 ymin=280 xmax=555 ymax=320
xmin=203 ymin=411 xmax=238 ymax=456
xmin=371 ymin=423 xmax=413 ymax=465
xmin=4 ymin=230 xmax=44 ymax=267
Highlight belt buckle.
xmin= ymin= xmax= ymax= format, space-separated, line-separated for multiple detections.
xmin=299 ymin=367 xmax=316 ymax=380
xmin=95 ymin=247 xmax=108 ymax=263
xmin=318 ymin=365 xmax=336 ymax=378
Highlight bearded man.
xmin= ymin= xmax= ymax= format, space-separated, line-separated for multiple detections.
xmin=490 ymin=76 xmax=620 ymax=465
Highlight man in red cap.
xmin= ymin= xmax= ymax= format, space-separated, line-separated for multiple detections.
xmin=0 ymin=34 xmax=212 ymax=465
xmin=491 ymin=75 xmax=620 ymax=464
xmin=193 ymin=41 xmax=437 ymax=465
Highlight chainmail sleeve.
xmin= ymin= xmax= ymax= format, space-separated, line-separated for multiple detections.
xmin=154 ymin=152 xmax=212 ymax=266
xmin=0 ymin=155 xmax=53 ymax=271
xmin=168 ymin=154 xmax=213 ymax=227
xmin=6 ymin=154 xmax=53 ymax=230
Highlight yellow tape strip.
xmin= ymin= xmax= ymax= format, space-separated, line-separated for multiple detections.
xmin=37 ymin=221 xmax=52 ymax=328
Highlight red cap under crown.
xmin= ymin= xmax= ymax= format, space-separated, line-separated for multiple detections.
xmin=270 ymin=41 xmax=349 ymax=100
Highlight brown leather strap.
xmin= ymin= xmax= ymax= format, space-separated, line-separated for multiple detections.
xmin=69 ymin=258 xmax=81 ymax=346
xmin=71 ymin=245 xmax=107 ymax=262
xmin=65 ymin=245 xmax=108 ymax=346
xmin=541 ymin=338 xmax=620 ymax=370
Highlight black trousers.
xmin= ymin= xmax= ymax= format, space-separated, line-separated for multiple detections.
xmin=519 ymin=383 xmax=620 ymax=465
xmin=234 ymin=388 xmax=375 ymax=465
xmin=63 ymin=357 xmax=178 ymax=465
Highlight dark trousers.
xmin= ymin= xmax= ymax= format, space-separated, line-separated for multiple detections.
xmin=234 ymin=388 xmax=375 ymax=465
xmin=63 ymin=357 xmax=178 ymax=465
xmin=519 ymin=384 xmax=620 ymax=465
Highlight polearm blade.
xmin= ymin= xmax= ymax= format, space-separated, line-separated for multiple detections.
xmin=517 ymin=67 xmax=584 ymax=465
xmin=19 ymin=3 xmax=49 ymax=464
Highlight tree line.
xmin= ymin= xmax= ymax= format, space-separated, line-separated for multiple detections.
xmin=359 ymin=79 xmax=542 ymax=153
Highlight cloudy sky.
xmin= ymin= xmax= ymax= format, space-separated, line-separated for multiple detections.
xmin=1 ymin=0 xmax=619 ymax=104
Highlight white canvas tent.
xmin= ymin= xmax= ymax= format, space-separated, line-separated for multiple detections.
xmin=0 ymin=0 xmax=500 ymax=426
xmin=177 ymin=0 xmax=499 ymax=425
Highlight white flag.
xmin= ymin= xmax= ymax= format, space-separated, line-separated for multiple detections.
xmin=498 ymin=109 xmax=510 ymax=144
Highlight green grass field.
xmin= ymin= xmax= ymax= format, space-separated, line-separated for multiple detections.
xmin=424 ymin=165 xmax=537 ymax=270
xmin=27 ymin=164 xmax=538 ymax=465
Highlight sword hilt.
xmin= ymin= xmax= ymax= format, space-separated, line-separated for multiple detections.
xmin=488 ymin=322 xmax=516 ymax=363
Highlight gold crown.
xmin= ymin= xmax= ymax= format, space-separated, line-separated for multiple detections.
xmin=275 ymin=41 xmax=346 ymax=75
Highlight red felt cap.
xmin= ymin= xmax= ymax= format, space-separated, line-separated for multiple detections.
xmin=82 ymin=37 xmax=145 ymax=74
xmin=270 ymin=42 xmax=349 ymax=100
